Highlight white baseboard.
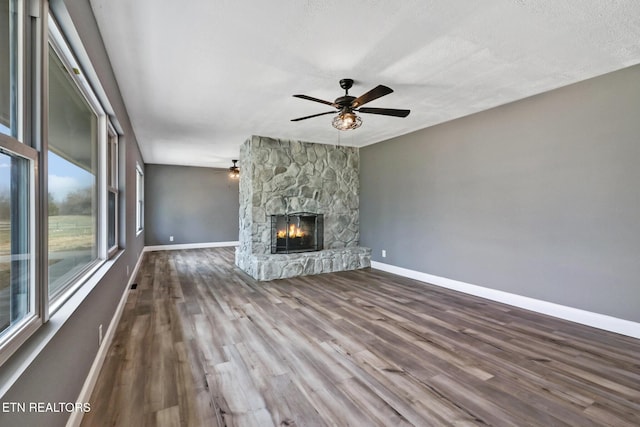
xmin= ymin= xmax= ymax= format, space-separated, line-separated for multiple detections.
xmin=144 ymin=240 xmax=239 ymax=252
xmin=371 ymin=261 xmax=640 ymax=340
xmin=66 ymin=252 xmax=144 ymax=427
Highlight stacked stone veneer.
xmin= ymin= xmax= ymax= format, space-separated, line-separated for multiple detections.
xmin=235 ymin=135 xmax=371 ymax=280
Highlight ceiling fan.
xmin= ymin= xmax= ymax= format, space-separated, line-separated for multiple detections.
xmin=291 ymin=79 xmax=410 ymax=130
xmin=228 ymin=159 xmax=240 ymax=179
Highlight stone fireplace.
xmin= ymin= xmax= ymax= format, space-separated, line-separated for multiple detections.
xmin=235 ymin=135 xmax=371 ymax=280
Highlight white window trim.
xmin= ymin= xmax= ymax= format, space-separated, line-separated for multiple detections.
xmin=136 ymin=162 xmax=144 ymax=235
xmin=106 ymin=122 xmax=119 ymax=257
xmin=14 ymin=0 xmax=24 ymax=142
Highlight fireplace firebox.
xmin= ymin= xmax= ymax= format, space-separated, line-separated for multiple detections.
xmin=271 ymin=212 xmax=323 ymax=254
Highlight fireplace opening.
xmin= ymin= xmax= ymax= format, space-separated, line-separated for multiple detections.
xmin=271 ymin=212 xmax=323 ymax=254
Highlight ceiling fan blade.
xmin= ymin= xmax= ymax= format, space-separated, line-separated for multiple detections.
xmin=291 ymin=111 xmax=336 ymax=122
xmin=357 ymin=107 xmax=410 ymax=117
xmin=351 ymin=85 xmax=394 ymax=108
xmin=293 ymin=94 xmax=337 ymax=107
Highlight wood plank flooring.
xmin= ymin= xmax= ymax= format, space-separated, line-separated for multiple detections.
xmin=81 ymin=248 xmax=640 ymax=426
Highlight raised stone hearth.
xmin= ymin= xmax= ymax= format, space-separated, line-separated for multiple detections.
xmin=246 ymin=247 xmax=371 ymax=281
xmin=235 ymin=135 xmax=371 ymax=281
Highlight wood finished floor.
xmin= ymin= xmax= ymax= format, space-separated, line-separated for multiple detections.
xmin=82 ymin=248 xmax=640 ymax=427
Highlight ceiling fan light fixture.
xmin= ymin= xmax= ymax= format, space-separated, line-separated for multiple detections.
xmin=293 ymin=79 xmax=409 ymax=130
xmin=229 ymin=159 xmax=240 ymax=178
xmin=332 ymin=111 xmax=362 ymax=131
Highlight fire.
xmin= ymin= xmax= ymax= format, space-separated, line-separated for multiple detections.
xmin=277 ymin=224 xmax=305 ymax=239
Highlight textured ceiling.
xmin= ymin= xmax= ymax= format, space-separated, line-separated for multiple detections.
xmin=89 ymin=0 xmax=640 ymax=168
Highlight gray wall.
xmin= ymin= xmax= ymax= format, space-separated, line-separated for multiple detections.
xmin=0 ymin=1 xmax=146 ymax=426
xmin=361 ymin=64 xmax=640 ymax=323
xmin=144 ymin=164 xmax=239 ymax=246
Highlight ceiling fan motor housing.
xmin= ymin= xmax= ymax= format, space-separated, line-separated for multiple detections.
xmin=335 ymin=95 xmax=356 ymax=107
xmin=339 ymin=78 xmax=354 ymax=91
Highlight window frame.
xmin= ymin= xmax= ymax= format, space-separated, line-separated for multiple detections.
xmin=0 ymin=0 xmax=42 ymax=367
xmin=106 ymin=123 xmax=118 ymax=256
xmin=135 ymin=162 xmax=143 ymax=234
xmin=46 ymin=14 xmax=108 ymax=312
xmin=0 ymin=0 xmax=23 ymax=140
xmin=0 ymin=136 xmax=39 ymax=367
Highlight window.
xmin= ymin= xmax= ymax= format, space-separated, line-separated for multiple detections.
xmin=0 ymin=144 xmax=36 ymax=361
xmin=136 ymin=163 xmax=143 ymax=233
xmin=0 ymin=0 xmax=19 ymax=138
xmin=0 ymin=0 xmax=41 ymax=367
xmin=47 ymin=43 xmax=101 ymax=302
xmin=1 ymin=2 xmax=128 ymax=367
xmin=107 ymin=126 xmax=118 ymax=254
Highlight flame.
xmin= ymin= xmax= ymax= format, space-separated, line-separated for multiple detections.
xmin=277 ymin=224 xmax=305 ymax=239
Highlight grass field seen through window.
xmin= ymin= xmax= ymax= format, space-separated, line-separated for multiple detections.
xmin=1 ymin=215 xmax=94 ymax=316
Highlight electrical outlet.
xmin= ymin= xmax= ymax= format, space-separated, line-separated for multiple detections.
xmin=169 ymin=235 xmax=174 ymax=242
xmin=98 ymin=324 xmax=103 ymax=347
xmin=382 ymin=249 xmax=387 ymax=258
